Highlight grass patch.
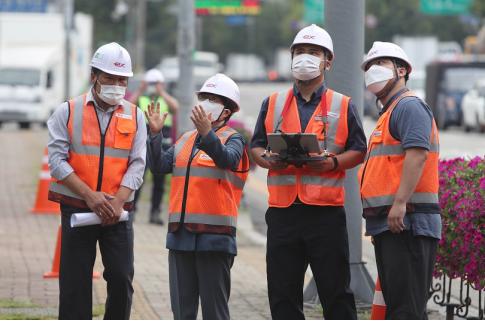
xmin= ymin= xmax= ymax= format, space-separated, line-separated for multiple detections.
xmin=0 ymin=313 xmax=56 ymax=320
xmin=0 ymin=299 xmax=39 ymax=309
xmin=92 ymin=304 xmax=105 ymax=318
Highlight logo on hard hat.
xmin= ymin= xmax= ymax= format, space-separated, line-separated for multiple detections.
xmin=303 ymin=35 xmax=316 ymax=39
xmin=368 ymin=49 xmax=378 ymax=56
xmin=206 ymin=83 xmax=217 ymax=88
xmin=114 ymin=62 xmax=125 ymax=67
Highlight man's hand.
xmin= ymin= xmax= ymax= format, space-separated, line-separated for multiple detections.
xmin=306 ymin=157 xmax=335 ymax=172
xmin=190 ymin=105 xmax=212 ymax=137
xmin=387 ymin=201 xmax=406 ymax=233
xmin=262 ymin=151 xmax=289 ymax=170
xmin=145 ymin=101 xmax=168 ymax=135
xmin=85 ymin=191 xmax=116 ymax=223
xmin=104 ymin=197 xmax=124 ymax=226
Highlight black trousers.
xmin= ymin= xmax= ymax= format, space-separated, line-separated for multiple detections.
xmin=133 ymin=167 xmax=165 ymax=216
xmin=58 ymin=205 xmax=134 ymax=320
xmin=266 ymin=204 xmax=357 ymax=320
xmin=169 ymin=250 xmax=234 ymax=320
xmin=374 ymin=230 xmax=438 ymax=320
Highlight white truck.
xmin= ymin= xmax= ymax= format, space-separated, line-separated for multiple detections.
xmin=225 ymin=53 xmax=266 ymax=82
xmin=0 ymin=12 xmax=92 ymax=129
xmin=273 ymin=48 xmax=292 ymax=81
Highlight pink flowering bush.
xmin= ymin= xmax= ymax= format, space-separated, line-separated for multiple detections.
xmin=434 ymin=156 xmax=485 ymax=290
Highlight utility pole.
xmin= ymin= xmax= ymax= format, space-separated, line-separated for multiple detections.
xmin=134 ymin=0 xmax=146 ymax=72
xmin=325 ymin=0 xmax=374 ymax=304
xmin=64 ymin=0 xmax=74 ymax=100
xmin=303 ymin=0 xmax=374 ymax=307
xmin=176 ymin=0 xmax=196 ymax=135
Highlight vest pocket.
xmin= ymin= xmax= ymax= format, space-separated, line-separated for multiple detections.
xmin=114 ymin=118 xmax=136 ymax=150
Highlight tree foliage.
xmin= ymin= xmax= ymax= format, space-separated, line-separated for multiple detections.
xmin=75 ymin=0 xmax=484 ymax=70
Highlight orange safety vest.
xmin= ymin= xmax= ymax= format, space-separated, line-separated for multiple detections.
xmin=358 ymin=91 xmax=440 ymax=217
xmin=264 ymin=88 xmax=350 ymax=207
xmin=49 ymin=94 xmax=137 ymax=208
xmin=168 ymin=126 xmax=249 ymax=236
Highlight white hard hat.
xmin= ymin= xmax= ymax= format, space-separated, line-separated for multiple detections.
xmin=144 ymin=68 xmax=165 ymax=83
xmin=90 ymin=42 xmax=133 ymax=77
xmin=197 ymin=73 xmax=240 ymax=112
xmin=291 ymin=24 xmax=334 ymax=60
xmin=362 ymin=41 xmax=412 ymax=73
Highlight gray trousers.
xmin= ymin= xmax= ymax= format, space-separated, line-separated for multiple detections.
xmin=169 ymin=250 xmax=234 ymax=320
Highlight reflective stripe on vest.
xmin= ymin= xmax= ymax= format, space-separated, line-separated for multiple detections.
xmin=49 ymin=94 xmax=136 ymax=204
xmin=362 ymin=192 xmax=439 ymax=209
xmin=264 ymin=88 xmax=350 ymax=207
xmin=172 ymin=166 xmax=245 ymax=189
xmin=168 ymin=126 xmax=249 ymax=235
xmin=358 ymin=91 xmax=440 ymax=217
xmin=70 ymin=95 xmax=132 ymax=159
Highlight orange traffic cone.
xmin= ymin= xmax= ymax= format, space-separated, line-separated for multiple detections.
xmin=370 ymin=277 xmax=387 ymax=320
xmin=31 ymin=148 xmax=60 ymax=214
xmin=44 ymin=225 xmax=101 ymax=279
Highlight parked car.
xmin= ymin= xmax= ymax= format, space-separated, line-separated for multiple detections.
xmin=461 ymin=78 xmax=485 ymax=132
xmin=407 ymin=70 xmax=426 ymax=100
xmin=425 ymin=61 xmax=485 ymax=129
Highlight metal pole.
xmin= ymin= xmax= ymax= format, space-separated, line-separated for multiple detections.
xmin=176 ymin=0 xmax=196 ymax=135
xmin=64 ymin=0 xmax=74 ymax=100
xmin=134 ymin=0 xmax=146 ymax=73
xmin=325 ymin=0 xmax=374 ymax=304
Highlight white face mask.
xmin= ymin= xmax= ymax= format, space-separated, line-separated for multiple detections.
xmin=97 ymin=82 xmax=126 ymax=106
xmin=146 ymin=84 xmax=157 ymax=96
xmin=365 ymin=65 xmax=394 ymax=94
xmin=291 ymin=54 xmax=322 ymax=81
xmin=198 ymin=99 xmax=224 ymax=122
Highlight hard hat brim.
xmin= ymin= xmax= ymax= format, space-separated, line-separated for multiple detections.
xmin=196 ymin=90 xmax=240 ymax=112
xmin=90 ymin=63 xmax=134 ymax=77
xmin=290 ymin=43 xmax=334 ymax=60
xmin=361 ymin=56 xmax=412 ymax=74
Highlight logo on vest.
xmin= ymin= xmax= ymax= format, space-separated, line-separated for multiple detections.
xmin=372 ymin=130 xmax=382 ymax=137
xmin=314 ymin=115 xmax=324 ymax=121
xmin=328 ymin=111 xmax=340 ymax=118
xmin=115 ymin=113 xmax=132 ymax=120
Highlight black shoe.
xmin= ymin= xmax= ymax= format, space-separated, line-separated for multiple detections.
xmin=149 ymin=218 xmax=164 ymax=226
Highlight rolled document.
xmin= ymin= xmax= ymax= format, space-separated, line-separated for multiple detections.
xmin=71 ymin=211 xmax=130 ymax=228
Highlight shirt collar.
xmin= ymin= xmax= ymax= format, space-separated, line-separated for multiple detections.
xmin=293 ymin=83 xmax=326 ymax=102
xmin=86 ymin=87 xmax=119 ymax=113
xmin=381 ymin=87 xmax=409 ymax=114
